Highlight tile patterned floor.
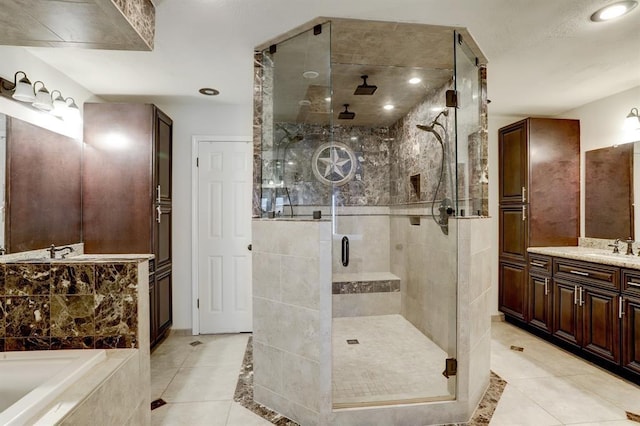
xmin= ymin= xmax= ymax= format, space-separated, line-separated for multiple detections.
xmin=150 ymin=321 xmax=640 ymax=425
xmin=332 ymin=314 xmax=452 ymax=406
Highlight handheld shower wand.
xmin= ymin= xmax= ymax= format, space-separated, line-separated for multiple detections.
xmin=416 ymin=109 xmax=452 ymax=234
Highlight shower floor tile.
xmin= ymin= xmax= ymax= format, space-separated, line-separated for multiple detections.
xmin=332 ymin=314 xmax=453 ymax=407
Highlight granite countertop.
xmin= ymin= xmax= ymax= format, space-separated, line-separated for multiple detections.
xmin=1 ymin=253 xmax=154 ymax=264
xmin=528 ymin=246 xmax=640 ymax=270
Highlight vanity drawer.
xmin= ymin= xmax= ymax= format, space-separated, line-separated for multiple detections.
xmin=553 ymin=258 xmax=620 ymax=291
xmin=529 ymin=254 xmax=552 ymax=274
xmin=622 ymin=269 xmax=640 ymax=296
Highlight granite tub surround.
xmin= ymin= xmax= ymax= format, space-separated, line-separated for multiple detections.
xmin=0 ymin=256 xmax=152 ymax=352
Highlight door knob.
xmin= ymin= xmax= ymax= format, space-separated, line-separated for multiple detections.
xmin=247 ymin=244 xmax=252 ymax=251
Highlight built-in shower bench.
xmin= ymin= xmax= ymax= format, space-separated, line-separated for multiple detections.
xmin=332 ymin=272 xmax=401 ymax=317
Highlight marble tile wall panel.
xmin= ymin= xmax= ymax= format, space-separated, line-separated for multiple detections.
xmin=390 ymin=81 xmax=455 ymax=205
xmin=110 ymin=0 xmax=155 ymax=49
xmin=0 ymin=261 xmax=140 ymax=352
xmin=331 ymin=280 xmax=400 ymax=294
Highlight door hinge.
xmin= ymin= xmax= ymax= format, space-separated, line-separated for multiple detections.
xmin=443 ymin=358 xmax=457 ymax=378
xmin=197 ymin=298 xmax=199 ymax=309
xmin=446 ymin=90 xmax=458 ymax=108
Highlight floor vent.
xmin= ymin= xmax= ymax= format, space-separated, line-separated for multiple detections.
xmin=190 ymin=340 xmax=203 ymax=347
xmin=346 ymin=339 xmax=359 ymax=345
xmin=151 ymin=398 xmax=167 ymax=410
xmin=510 ymin=345 xmax=524 ymax=352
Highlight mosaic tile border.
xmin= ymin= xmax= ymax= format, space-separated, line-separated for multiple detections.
xmin=332 ymin=280 xmax=401 ymax=294
xmin=235 ymin=337 xmax=507 ymax=425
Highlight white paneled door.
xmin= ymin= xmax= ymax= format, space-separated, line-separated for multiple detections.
xmin=197 ymin=140 xmax=252 ymax=333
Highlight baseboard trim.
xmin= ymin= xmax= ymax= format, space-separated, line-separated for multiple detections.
xmin=491 ymin=313 xmax=505 ymax=322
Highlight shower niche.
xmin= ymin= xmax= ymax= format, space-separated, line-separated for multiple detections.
xmin=252 ymin=17 xmax=491 ymax=425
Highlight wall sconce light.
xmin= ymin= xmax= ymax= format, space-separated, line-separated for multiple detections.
xmin=32 ymin=81 xmax=53 ymax=111
xmin=624 ymin=107 xmax=640 ymax=131
xmin=0 ymin=71 xmax=81 ymax=122
xmin=7 ymin=71 xmax=36 ymax=102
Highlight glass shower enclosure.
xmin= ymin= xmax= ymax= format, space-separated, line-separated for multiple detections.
xmin=256 ymin=17 xmax=485 ymax=415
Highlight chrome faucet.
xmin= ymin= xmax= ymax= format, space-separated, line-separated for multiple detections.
xmin=49 ymin=244 xmax=74 ymax=259
xmin=609 ymin=238 xmax=620 ymax=254
xmin=625 ymin=237 xmax=635 ymax=255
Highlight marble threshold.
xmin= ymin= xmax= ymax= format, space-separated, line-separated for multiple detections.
xmin=233 ymin=337 xmax=506 ymax=425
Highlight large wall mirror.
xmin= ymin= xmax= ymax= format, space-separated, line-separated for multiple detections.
xmin=0 ymin=112 xmax=82 ymax=253
xmin=585 ymin=142 xmax=639 ymax=241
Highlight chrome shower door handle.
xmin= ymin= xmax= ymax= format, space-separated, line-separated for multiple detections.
xmin=341 ymin=236 xmax=349 ymax=267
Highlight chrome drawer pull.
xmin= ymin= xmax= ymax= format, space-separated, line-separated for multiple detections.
xmin=569 ymin=270 xmax=589 ymax=277
xmin=579 ymin=287 xmax=584 ymax=306
xmin=157 ymin=185 xmax=162 ymax=203
xmin=522 ymin=205 xmax=527 ymax=221
xmin=531 ymin=262 xmax=546 ymax=268
xmin=522 ymin=186 xmax=526 ymax=202
xmin=156 ymin=205 xmax=162 ymax=223
xmin=628 ymin=281 xmax=640 ymax=288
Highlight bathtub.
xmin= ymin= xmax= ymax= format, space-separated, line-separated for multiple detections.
xmin=0 ymin=349 xmax=106 ymax=426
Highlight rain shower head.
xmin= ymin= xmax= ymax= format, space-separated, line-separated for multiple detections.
xmin=354 ymin=75 xmax=377 ymax=95
xmin=338 ymin=104 xmax=356 ymax=120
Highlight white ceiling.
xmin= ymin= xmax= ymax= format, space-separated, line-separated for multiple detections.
xmin=25 ymin=0 xmax=640 ymax=117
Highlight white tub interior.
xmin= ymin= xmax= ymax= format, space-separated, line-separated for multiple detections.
xmin=0 ymin=349 xmax=106 ymax=426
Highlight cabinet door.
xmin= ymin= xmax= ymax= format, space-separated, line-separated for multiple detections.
xmin=529 ymin=272 xmax=552 ymax=333
xmin=499 ymin=120 xmax=528 ymax=204
xmin=553 ymin=279 xmax=581 ymax=347
xmin=499 ymin=206 xmax=528 ymax=262
xmin=155 ymin=204 xmax=172 ymax=270
xmin=499 ymin=261 xmax=527 ymax=321
xmin=155 ymin=108 xmax=173 ymax=202
xmin=156 ymin=267 xmax=173 ymax=336
xmin=622 ymin=296 xmax=640 ymax=374
xmin=582 ymin=287 xmax=620 ymax=364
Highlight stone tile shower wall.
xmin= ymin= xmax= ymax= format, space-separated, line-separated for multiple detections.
xmin=0 ymin=262 xmax=139 ymax=351
xmin=263 ymin=123 xmax=391 ymax=208
xmin=390 ymin=81 xmax=455 ymax=205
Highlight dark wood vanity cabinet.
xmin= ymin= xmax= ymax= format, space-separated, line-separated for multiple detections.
xmin=498 ymin=118 xmax=580 ymax=322
xmin=551 ymin=258 xmax=621 ymax=364
xmin=528 ymin=255 xmax=553 ymax=333
xmin=519 ymin=254 xmax=640 ymax=383
xmin=83 ymin=103 xmax=173 ymax=348
xmin=621 ymin=270 xmax=640 ymax=375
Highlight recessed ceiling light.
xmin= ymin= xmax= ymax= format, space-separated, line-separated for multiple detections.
xmin=383 ymin=104 xmax=394 ymax=110
xmin=199 ymin=88 xmax=220 ymax=96
xmin=590 ymin=1 xmax=637 ymax=21
xmin=302 ymin=71 xmax=319 ymax=79
xmin=409 ymin=77 xmax=421 ymax=84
